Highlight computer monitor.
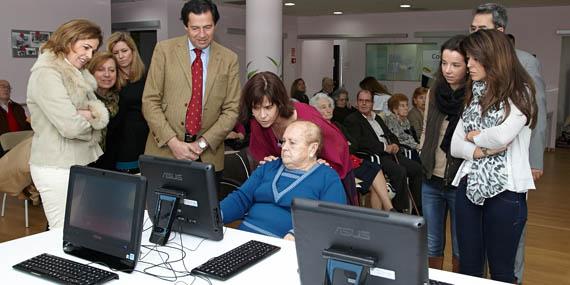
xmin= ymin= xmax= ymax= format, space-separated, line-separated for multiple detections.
xmin=292 ymin=198 xmax=428 ymax=285
xmin=139 ymin=155 xmax=223 ymax=243
xmin=63 ymin=165 xmax=147 ymax=273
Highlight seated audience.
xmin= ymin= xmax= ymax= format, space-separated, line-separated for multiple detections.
xmin=344 ymin=90 xmax=422 ymax=213
xmin=331 ymin=89 xmax=356 ymax=124
xmin=220 ymin=120 xmax=347 ymax=239
xmin=359 ymin=76 xmax=391 ymax=114
xmin=242 ymin=71 xmax=358 ymax=205
xmin=0 ymin=79 xmax=31 ymax=137
xmin=290 ymin=78 xmax=309 ymax=104
xmin=408 ymin=87 xmax=428 ymax=140
xmin=310 ymin=93 xmax=394 ymax=211
xmin=383 ymin=93 xmax=420 ymax=159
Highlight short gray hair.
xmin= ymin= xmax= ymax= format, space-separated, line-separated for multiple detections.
xmin=309 ymin=92 xmax=334 ymax=108
xmin=474 ymin=3 xmax=508 ymax=29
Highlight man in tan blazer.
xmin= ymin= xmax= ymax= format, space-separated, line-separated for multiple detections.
xmin=142 ymin=0 xmax=240 ymax=173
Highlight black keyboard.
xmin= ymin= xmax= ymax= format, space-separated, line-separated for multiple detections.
xmin=429 ymin=279 xmax=453 ymax=285
xmin=13 ymin=253 xmax=119 ymax=285
xmin=191 ymin=240 xmax=280 ymax=280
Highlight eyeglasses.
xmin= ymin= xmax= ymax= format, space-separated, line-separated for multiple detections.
xmin=357 ymin=99 xmax=372 ymax=104
xmin=0 ymin=86 xmax=11 ymax=91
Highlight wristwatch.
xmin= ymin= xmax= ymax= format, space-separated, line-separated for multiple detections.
xmin=198 ymin=138 xmax=208 ymax=151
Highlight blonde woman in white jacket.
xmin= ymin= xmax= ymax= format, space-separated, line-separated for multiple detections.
xmin=27 ymin=19 xmax=108 ymax=229
xmin=450 ymin=30 xmax=537 ymax=283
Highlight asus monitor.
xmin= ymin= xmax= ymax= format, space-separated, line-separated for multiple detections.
xmin=139 ymin=155 xmax=223 ymax=243
xmin=292 ymin=198 xmax=428 ymax=285
xmin=63 ymin=166 xmax=147 ymax=273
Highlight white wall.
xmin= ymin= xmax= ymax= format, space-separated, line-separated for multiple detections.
xmin=292 ymin=5 xmax=570 ymax=101
xmin=212 ymin=5 xmax=247 ymax=84
xmin=300 ymin=40 xmax=334 ymax=95
xmin=282 ymin=15 xmax=299 ymax=91
xmin=0 ymin=0 xmax=111 ymax=103
xmin=166 ymin=0 xmax=186 ymax=39
xmin=111 ymin=0 xmax=169 ymax=41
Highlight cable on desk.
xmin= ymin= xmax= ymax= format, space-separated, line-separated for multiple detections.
xmin=142 ymin=216 xmax=152 ymax=232
xmin=128 ymin=223 xmax=214 ymax=284
xmin=176 ymin=223 xmax=212 ymax=285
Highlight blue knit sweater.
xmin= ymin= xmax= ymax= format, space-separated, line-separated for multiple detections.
xmin=220 ymin=159 xmax=347 ymax=238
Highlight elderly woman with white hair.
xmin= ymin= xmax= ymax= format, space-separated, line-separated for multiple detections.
xmin=310 ymin=93 xmax=394 ymax=211
xmin=220 ymin=120 xmax=347 ymax=240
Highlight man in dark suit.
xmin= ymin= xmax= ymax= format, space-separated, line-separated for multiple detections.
xmin=142 ymin=0 xmax=240 ymax=175
xmin=344 ymin=89 xmax=422 ymax=213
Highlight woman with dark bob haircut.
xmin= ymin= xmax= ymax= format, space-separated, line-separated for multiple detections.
xmin=240 ymin=71 xmax=358 ymax=205
xmin=450 ymin=29 xmax=537 ymax=283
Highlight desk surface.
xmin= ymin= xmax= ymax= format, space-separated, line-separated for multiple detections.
xmin=0 ymin=220 xmax=508 ymax=285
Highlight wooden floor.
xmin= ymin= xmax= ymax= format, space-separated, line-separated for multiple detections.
xmin=1 ymin=149 xmax=570 ymax=284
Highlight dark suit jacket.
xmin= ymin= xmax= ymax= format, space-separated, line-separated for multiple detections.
xmin=343 ymin=111 xmax=400 ymax=156
xmin=0 ymin=101 xmax=31 ymax=136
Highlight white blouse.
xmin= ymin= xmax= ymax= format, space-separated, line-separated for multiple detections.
xmin=451 ymin=101 xmax=535 ymax=193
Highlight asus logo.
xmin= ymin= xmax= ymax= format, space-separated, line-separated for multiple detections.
xmin=162 ymin=172 xmax=183 ymax=181
xmin=335 ymin=227 xmax=371 ymax=240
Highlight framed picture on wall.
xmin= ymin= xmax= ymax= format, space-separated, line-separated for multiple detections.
xmin=11 ymin=30 xmax=52 ymax=58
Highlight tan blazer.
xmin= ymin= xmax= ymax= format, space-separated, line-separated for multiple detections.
xmin=142 ymin=36 xmax=241 ymax=171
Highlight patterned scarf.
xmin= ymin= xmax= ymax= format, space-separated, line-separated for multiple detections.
xmin=462 ymin=81 xmax=507 ymax=205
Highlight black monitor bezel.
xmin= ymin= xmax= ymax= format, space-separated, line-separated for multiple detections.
xmin=292 ymin=198 xmax=428 ymax=285
xmin=62 ymin=165 xmax=147 ymax=273
xmin=139 ymin=155 xmax=223 ymax=242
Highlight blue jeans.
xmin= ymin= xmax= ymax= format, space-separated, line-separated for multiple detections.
xmin=421 ymin=177 xmax=459 ymax=258
xmin=456 ymin=177 xmax=527 ymax=283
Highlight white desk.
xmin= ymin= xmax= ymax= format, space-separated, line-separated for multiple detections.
xmin=1 ymin=221 xmax=508 ymax=285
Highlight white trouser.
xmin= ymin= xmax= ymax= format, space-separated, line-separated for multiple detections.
xmin=30 ymin=165 xmax=70 ymax=229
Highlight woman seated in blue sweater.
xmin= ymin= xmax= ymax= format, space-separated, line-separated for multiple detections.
xmin=220 ymin=120 xmax=347 ymax=240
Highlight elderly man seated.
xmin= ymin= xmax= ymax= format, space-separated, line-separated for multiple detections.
xmin=0 ymin=79 xmax=31 ymax=137
xmin=344 ymin=89 xmax=422 ymax=214
xmin=220 ymin=120 xmax=347 ymax=240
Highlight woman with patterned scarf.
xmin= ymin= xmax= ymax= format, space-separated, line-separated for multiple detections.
xmin=450 ymin=30 xmax=537 ymax=283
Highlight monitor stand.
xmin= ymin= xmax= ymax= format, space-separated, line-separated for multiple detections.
xmin=322 ymin=247 xmax=376 ymax=285
xmin=149 ymin=188 xmax=184 ymax=246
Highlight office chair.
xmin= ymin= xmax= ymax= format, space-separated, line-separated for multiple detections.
xmin=219 ymin=149 xmax=252 ymax=200
xmin=0 ymin=130 xmax=34 ymax=228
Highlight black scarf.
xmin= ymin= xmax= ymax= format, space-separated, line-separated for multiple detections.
xmin=434 ymin=83 xmax=465 ymax=153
